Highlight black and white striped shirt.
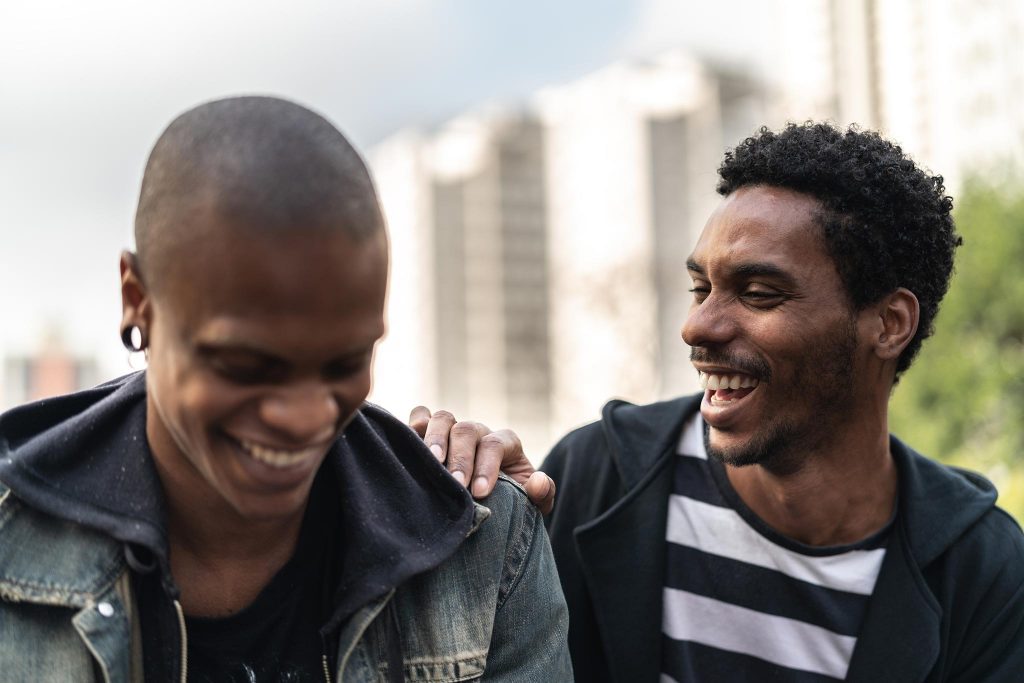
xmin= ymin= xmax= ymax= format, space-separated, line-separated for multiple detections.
xmin=661 ymin=414 xmax=892 ymax=682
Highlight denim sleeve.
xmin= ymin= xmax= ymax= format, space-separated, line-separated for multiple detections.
xmin=482 ymin=480 xmax=573 ymax=681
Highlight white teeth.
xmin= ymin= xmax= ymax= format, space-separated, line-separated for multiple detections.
xmin=698 ymin=371 xmax=760 ymax=393
xmin=238 ymin=439 xmax=320 ymax=469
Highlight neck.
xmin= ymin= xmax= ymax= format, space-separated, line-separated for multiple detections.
xmin=146 ymin=415 xmax=308 ymax=616
xmin=725 ymin=410 xmax=898 ymax=547
xmin=162 ymin=480 xmax=307 ymax=564
xmin=159 ymin=465 xmax=307 ymax=617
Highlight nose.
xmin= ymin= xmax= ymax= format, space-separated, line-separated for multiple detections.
xmin=681 ymin=293 xmax=736 ymax=348
xmin=259 ymin=381 xmax=341 ymax=444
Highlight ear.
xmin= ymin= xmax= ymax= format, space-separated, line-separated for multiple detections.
xmin=119 ymin=251 xmax=152 ymax=335
xmin=871 ymin=287 xmax=919 ymax=362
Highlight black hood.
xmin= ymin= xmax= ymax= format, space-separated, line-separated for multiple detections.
xmin=599 ymin=393 xmax=1001 ymax=565
xmin=0 ymin=373 xmax=169 ymax=571
xmin=0 ymin=371 xmax=477 ymax=620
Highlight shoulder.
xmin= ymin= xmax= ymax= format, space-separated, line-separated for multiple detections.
xmin=542 ymin=393 xmax=700 ymax=488
xmin=922 ymin=507 xmax=1024 ymax=676
xmin=391 ymin=479 xmax=570 ymax=678
xmin=935 ymin=506 xmax=1024 ymax=583
xmin=542 ymin=419 xmax=606 ymax=473
xmin=0 ymin=487 xmax=123 ymax=607
xmin=406 ymin=476 xmax=549 ymax=608
xmin=470 ymin=476 xmax=543 ymax=575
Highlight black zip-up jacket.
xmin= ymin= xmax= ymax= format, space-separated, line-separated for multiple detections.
xmin=541 ymin=394 xmax=1024 ymax=682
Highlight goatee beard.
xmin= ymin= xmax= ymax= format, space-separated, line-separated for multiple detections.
xmin=702 ymin=419 xmax=805 ymax=476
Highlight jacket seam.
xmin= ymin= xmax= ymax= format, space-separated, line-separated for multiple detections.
xmin=895 ymin=503 xmax=944 ymax=621
xmin=574 ymin=445 xmax=675 ymax=538
xmin=0 ymin=539 xmax=126 ymax=607
xmin=495 ymin=491 xmax=538 ymax=613
xmin=68 ymin=569 xmax=131 ymax=683
xmin=0 ymin=568 xmax=125 ymax=608
xmin=72 ymin=616 xmax=112 ymax=683
xmin=337 ymin=590 xmax=395 ymax=677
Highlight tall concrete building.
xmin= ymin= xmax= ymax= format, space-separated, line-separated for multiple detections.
xmin=535 ymin=51 xmax=766 ymax=435
xmin=775 ymin=0 xmax=1024 ymax=189
xmin=369 ymin=51 xmax=768 ymax=457
xmin=370 ymin=112 xmax=553 ymax=451
xmin=871 ymin=0 xmax=1024 ymax=187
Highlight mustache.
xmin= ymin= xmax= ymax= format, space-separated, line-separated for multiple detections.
xmin=689 ymin=347 xmax=771 ymax=384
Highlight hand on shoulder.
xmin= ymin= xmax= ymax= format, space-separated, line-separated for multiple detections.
xmin=408 ymin=406 xmax=556 ymax=514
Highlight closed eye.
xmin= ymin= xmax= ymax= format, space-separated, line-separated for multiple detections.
xmin=209 ymin=358 xmax=287 ymax=385
xmin=741 ymin=288 xmax=786 ymax=307
xmin=688 ymin=286 xmax=710 ymax=303
xmin=323 ymin=356 xmax=370 ymax=381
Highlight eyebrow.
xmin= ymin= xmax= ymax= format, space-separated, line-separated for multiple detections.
xmin=195 ymin=343 xmax=283 ymax=363
xmin=196 ymin=341 xmax=375 ymax=364
xmin=686 ymin=258 xmax=798 ymax=287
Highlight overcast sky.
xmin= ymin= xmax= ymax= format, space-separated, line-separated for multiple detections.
xmin=0 ymin=0 xmax=770 ymax=378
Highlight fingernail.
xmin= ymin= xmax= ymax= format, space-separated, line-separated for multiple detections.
xmin=429 ymin=444 xmax=443 ymax=461
xmin=451 ymin=471 xmax=466 ymax=486
xmin=472 ymin=477 xmax=489 ymax=497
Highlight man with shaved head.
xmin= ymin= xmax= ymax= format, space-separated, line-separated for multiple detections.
xmin=0 ymin=96 xmax=571 ymax=681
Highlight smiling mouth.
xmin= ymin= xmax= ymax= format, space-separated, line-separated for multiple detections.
xmin=698 ymin=371 xmax=759 ymax=405
xmin=235 ymin=438 xmax=325 ymax=469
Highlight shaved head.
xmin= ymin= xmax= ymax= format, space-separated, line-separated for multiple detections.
xmin=134 ymin=96 xmax=384 ymax=292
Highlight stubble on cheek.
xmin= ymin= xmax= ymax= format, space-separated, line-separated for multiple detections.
xmin=702 ymin=317 xmax=859 ymax=476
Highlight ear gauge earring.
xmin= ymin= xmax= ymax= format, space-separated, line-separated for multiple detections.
xmin=121 ymin=325 xmax=147 ymax=352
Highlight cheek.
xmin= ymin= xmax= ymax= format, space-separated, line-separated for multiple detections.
xmin=325 ymin=371 xmax=374 ymax=434
xmin=181 ymin=380 xmax=237 ymax=426
xmin=340 ymin=370 xmax=373 ymax=414
xmin=155 ymin=363 xmax=251 ymax=443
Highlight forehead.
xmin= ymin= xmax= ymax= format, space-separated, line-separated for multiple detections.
xmin=690 ymin=185 xmax=833 ymax=279
xmin=156 ymin=207 xmax=387 ymax=345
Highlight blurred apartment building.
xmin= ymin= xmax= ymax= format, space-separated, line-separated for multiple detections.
xmin=1 ymin=333 xmax=98 ymax=410
xmin=370 ymin=0 xmax=1024 ymax=457
xmin=778 ymin=0 xmax=1024 ymax=189
xmin=369 ymin=51 xmax=767 ymax=457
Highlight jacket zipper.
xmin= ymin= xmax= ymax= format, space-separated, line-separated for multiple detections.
xmin=173 ymin=596 xmax=328 ymax=682
xmin=173 ymin=599 xmax=188 ymax=683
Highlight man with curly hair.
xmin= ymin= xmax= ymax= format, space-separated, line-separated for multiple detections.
xmin=418 ymin=122 xmax=1024 ymax=681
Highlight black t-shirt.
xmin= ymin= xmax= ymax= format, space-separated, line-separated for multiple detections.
xmin=182 ymin=473 xmax=342 ymax=683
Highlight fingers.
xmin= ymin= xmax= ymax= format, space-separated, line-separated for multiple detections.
xmin=468 ymin=429 xmax=521 ymax=499
xmin=408 ymin=405 xmax=432 ymax=438
xmin=420 ymin=410 xmax=457 ymax=464
xmin=524 ymin=471 xmax=556 ymax=515
xmin=409 ymin=407 xmax=545 ymax=509
xmin=446 ymin=420 xmax=490 ymax=488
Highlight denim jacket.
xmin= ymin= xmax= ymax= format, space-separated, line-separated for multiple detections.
xmin=0 ymin=374 xmax=571 ymax=681
xmin=0 ymin=478 xmax=570 ymax=682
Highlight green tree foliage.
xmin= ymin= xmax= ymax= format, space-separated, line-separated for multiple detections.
xmin=891 ymin=175 xmax=1024 ymax=523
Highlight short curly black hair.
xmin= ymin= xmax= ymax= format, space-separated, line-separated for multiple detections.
xmin=716 ymin=122 xmax=960 ymax=379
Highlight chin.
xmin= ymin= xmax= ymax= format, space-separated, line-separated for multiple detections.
xmin=704 ymin=422 xmax=804 ymax=475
